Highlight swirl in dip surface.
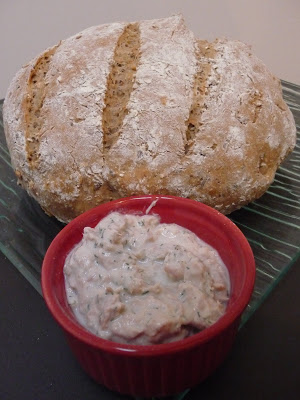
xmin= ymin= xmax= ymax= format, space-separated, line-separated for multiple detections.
xmin=64 ymin=212 xmax=230 ymax=345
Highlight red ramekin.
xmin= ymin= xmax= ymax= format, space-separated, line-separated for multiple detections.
xmin=41 ymin=195 xmax=255 ymax=397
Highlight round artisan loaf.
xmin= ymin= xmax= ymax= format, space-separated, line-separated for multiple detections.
xmin=3 ymin=15 xmax=296 ymax=223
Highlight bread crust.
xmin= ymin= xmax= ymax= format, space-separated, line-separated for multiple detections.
xmin=3 ymin=15 xmax=296 ymax=222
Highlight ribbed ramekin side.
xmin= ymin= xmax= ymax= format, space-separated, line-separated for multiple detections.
xmin=64 ymin=317 xmax=240 ymax=397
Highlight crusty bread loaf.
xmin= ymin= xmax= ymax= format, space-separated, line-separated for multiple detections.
xmin=3 ymin=15 xmax=296 ymax=223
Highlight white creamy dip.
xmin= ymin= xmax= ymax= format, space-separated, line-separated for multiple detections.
xmin=64 ymin=212 xmax=230 ymax=345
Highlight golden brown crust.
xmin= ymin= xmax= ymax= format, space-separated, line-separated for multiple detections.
xmin=3 ymin=15 xmax=297 ymax=223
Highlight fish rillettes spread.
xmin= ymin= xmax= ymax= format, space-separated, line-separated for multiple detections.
xmin=64 ymin=212 xmax=230 ymax=345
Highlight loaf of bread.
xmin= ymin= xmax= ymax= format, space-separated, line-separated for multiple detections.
xmin=3 ymin=15 xmax=296 ymax=223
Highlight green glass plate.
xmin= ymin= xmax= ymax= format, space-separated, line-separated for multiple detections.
xmin=0 ymin=80 xmax=299 ymax=319
xmin=0 ymin=81 xmax=299 ymax=400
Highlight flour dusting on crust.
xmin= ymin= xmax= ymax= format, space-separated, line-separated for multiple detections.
xmin=3 ymin=15 xmax=296 ymax=222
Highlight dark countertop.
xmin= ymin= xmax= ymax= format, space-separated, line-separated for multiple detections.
xmin=1 ymin=249 xmax=299 ymax=400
